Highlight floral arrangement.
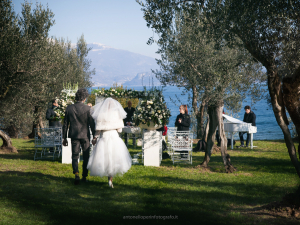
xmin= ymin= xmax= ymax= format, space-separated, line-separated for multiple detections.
xmin=93 ymin=87 xmax=171 ymax=128
xmin=93 ymin=88 xmax=144 ymax=98
xmin=51 ymin=84 xmax=78 ymax=120
xmin=132 ymin=90 xmax=171 ymax=128
xmin=53 ymin=90 xmax=76 ymax=120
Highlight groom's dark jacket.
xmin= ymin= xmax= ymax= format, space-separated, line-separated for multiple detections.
xmin=63 ymin=102 xmax=95 ymax=140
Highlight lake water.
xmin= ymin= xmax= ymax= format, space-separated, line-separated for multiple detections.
xmin=92 ymin=85 xmax=286 ymax=140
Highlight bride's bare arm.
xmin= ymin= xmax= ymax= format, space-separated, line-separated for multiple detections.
xmin=117 ymin=128 xmax=122 ymax=133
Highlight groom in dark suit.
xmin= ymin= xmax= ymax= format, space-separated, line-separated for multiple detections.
xmin=62 ymin=88 xmax=95 ymax=185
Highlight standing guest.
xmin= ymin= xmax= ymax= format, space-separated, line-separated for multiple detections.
xmin=123 ymin=100 xmax=136 ymax=146
xmin=123 ymin=100 xmax=135 ymax=126
xmin=62 ymin=89 xmax=96 ymax=185
xmin=175 ymin=105 xmax=190 ymax=158
xmin=237 ymin=105 xmax=256 ymax=148
xmin=175 ymin=105 xmax=190 ymax=131
xmin=46 ymin=99 xmax=62 ymax=128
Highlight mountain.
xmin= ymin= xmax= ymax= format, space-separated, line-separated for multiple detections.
xmin=122 ymin=72 xmax=161 ymax=86
xmin=87 ymin=43 xmax=160 ymax=86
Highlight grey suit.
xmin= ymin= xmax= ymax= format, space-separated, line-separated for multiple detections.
xmin=63 ymin=102 xmax=95 ymax=177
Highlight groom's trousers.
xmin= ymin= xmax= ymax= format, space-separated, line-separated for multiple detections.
xmin=71 ymin=138 xmax=90 ymax=178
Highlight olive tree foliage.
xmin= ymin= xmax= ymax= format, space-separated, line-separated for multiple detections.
xmin=137 ymin=0 xmax=300 ymax=177
xmin=138 ymin=2 xmax=265 ymax=171
xmin=0 ymin=1 xmax=94 ymax=150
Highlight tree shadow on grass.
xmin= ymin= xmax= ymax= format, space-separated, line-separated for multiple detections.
xmin=161 ymin=153 xmax=297 ymax=175
xmin=0 ymin=170 xmax=298 ymax=225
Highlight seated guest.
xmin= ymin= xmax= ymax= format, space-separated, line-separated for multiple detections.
xmin=175 ymin=105 xmax=190 ymax=131
xmin=46 ymin=99 xmax=62 ymax=128
xmin=237 ymin=105 xmax=256 ymax=148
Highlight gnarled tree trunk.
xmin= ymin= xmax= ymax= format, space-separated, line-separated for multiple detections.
xmin=196 ymin=101 xmax=206 ymax=139
xmin=27 ymin=106 xmax=44 ymax=139
xmin=192 ymin=85 xmax=206 ymax=139
xmin=0 ymin=130 xmax=18 ymax=153
xmin=267 ymin=65 xmax=300 ymax=178
xmin=203 ymin=116 xmax=209 ymax=142
xmin=218 ymin=108 xmax=236 ymax=173
xmin=282 ymin=66 xmax=300 ymax=160
xmin=201 ymin=102 xmax=236 ymax=172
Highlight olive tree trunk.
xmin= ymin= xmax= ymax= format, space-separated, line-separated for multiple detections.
xmin=27 ymin=106 xmax=44 ymax=139
xmin=267 ymin=65 xmax=300 ymax=178
xmin=282 ymin=66 xmax=300 ymax=160
xmin=192 ymin=85 xmax=206 ymax=139
xmin=203 ymin=116 xmax=209 ymax=142
xmin=201 ymin=103 xmax=236 ymax=172
xmin=0 ymin=130 xmax=18 ymax=153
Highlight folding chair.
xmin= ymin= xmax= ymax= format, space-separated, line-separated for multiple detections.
xmin=171 ymin=131 xmax=193 ymax=164
xmin=166 ymin=127 xmax=177 ymax=156
xmin=34 ymin=127 xmax=62 ymax=160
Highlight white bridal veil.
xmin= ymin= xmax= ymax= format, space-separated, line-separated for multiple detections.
xmin=91 ymin=97 xmax=127 ymax=130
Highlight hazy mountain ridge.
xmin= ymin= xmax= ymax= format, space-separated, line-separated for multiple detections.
xmin=123 ymin=72 xmax=161 ymax=86
xmin=87 ymin=43 xmax=161 ymax=86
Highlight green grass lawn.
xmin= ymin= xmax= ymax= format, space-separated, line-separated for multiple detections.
xmin=0 ymin=139 xmax=299 ymax=225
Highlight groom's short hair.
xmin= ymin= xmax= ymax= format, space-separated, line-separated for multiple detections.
xmin=75 ymin=88 xmax=89 ymax=101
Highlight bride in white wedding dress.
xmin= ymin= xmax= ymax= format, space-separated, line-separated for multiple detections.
xmin=87 ymin=97 xmax=132 ymax=188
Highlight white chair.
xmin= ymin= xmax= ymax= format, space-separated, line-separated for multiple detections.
xmin=171 ymin=131 xmax=193 ymax=165
xmin=34 ymin=127 xmax=62 ymax=160
xmin=166 ymin=127 xmax=177 ymax=156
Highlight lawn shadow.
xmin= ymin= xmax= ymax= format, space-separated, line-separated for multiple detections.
xmin=160 ymin=153 xmax=296 ymax=175
xmin=0 ymin=170 xmax=298 ymax=225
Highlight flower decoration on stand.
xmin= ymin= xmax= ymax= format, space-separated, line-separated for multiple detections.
xmin=132 ymin=89 xmax=171 ymax=128
xmin=52 ymin=89 xmax=76 ymax=120
xmin=93 ymin=88 xmax=142 ymax=98
xmin=93 ymin=87 xmax=171 ymax=129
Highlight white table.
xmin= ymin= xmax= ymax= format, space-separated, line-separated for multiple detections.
xmin=122 ymin=126 xmax=141 ymax=148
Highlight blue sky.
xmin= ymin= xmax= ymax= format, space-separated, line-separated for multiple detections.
xmin=11 ymin=0 xmax=159 ymax=58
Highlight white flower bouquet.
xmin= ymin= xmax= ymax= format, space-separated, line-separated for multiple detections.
xmin=132 ymin=91 xmax=171 ymax=128
xmin=53 ymin=89 xmax=76 ymax=120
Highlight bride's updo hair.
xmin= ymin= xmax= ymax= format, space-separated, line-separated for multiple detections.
xmin=75 ymin=88 xmax=89 ymax=101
